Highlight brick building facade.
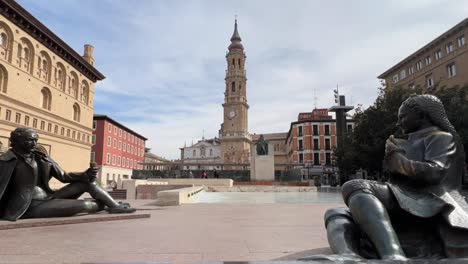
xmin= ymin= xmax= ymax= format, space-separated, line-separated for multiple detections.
xmin=286 ymin=108 xmax=354 ymax=180
xmin=92 ymin=114 xmax=147 ymax=186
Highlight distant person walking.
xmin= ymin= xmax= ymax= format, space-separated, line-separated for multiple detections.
xmin=189 ymin=171 xmax=194 ymax=178
xmin=202 ymin=170 xmax=208 ymax=179
xmin=214 ymin=169 xmax=219 ymax=179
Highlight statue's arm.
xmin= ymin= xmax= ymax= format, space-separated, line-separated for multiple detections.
xmin=386 ymin=132 xmax=455 ymax=184
xmin=49 ymin=160 xmax=89 ymax=183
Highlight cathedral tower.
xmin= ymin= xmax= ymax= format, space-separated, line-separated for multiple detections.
xmin=220 ymin=19 xmax=251 ymax=165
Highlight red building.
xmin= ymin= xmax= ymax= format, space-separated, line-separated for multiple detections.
xmin=286 ymin=108 xmax=354 ymax=181
xmin=91 ymin=114 xmax=147 ymax=186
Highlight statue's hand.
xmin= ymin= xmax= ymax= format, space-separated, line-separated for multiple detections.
xmin=385 ymin=139 xmax=398 ymax=155
xmin=84 ymin=167 xmax=99 ymax=182
xmin=385 ymin=135 xmax=405 ymax=157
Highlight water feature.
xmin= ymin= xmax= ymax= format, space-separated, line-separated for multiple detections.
xmin=193 ymin=188 xmax=343 ymax=204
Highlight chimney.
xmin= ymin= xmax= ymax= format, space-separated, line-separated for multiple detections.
xmin=83 ymin=44 xmax=95 ymax=66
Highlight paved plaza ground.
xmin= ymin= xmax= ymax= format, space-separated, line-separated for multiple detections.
xmin=0 ymin=199 xmax=341 ymax=263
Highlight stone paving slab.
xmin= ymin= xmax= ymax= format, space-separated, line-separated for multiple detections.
xmin=0 ymin=202 xmax=337 ymax=263
xmin=0 ymin=212 xmax=151 ymax=230
xmin=9 ymin=201 xmax=453 ymax=264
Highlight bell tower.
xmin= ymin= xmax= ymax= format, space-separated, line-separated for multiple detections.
xmin=220 ymin=19 xmax=251 ymax=165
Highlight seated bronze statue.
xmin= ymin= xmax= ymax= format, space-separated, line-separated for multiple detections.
xmin=318 ymin=95 xmax=468 ymax=260
xmin=0 ymin=128 xmax=135 ymax=221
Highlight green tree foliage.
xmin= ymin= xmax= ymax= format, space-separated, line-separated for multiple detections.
xmin=336 ymin=85 xmax=468 ymax=183
xmin=433 ymin=86 xmax=468 ymax=165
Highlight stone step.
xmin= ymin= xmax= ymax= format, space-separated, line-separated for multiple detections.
xmin=108 ymin=189 xmax=127 ymax=199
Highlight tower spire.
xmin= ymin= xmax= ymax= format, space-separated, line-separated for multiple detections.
xmin=228 ymin=17 xmax=244 ymax=51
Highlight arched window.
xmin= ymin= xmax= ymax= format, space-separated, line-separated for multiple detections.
xmin=40 ymin=87 xmax=52 ymax=110
xmin=23 ymin=47 xmax=29 ymax=61
xmin=238 ymin=59 xmax=241 ymax=68
xmin=69 ymin=71 xmax=79 ymax=98
xmin=231 ymin=81 xmax=235 ymax=92
xmin=0 ymin=64 xmax=8 ymax=93
xmin=17 ymin=43 xmax=22 ymax=58
xmin=73 ymin=103 xmax=80 ymax=122
xmin=0 ymin=22 xmax=14 ymax=62
xmin=192 ymin=149 xmax=196 ymax=157
xmin=0 ymin=33 xmax=7 ymax=47
xmin=19 ymin=38 xmax=34 ymax=73
xmin=201 ymin=146 xmax=206 ymax=156
xmin=210 ymin=149 xmax=213 ymax=156
xmin=81 ymin=80 xmax=89 ymax=105
xmin=55 ymin=62 xmax=66 ymax=91
xmin=39 ymin=51 xmax=51 ymax=83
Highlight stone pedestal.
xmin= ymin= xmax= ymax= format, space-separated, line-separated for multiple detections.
xmin=250 ymin=142 xmax=275 ymax=181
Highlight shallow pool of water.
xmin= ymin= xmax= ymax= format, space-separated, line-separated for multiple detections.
xmin=192 ymin=191 xmax=344 ymax=204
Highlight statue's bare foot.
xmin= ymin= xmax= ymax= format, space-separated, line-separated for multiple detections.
xmin=298 ymin=253 xmax=364 ymax=262
xmin=382 ymin=254 xmax=408 ymax=261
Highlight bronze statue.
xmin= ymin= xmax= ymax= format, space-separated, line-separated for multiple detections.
xmin=0 ymin=128 xmax=135 ymax=221
xmin=316 ymin=95 xmax=468 ymax=260
xmin=256 ymin=135 xmax=268 ymax=155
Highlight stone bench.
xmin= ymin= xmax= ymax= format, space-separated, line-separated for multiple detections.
xmin=153 ymin=186 xmax=205 ymax=206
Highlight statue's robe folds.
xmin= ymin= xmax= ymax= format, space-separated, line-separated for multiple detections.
xmin=330 ymin=127 xmax=468 ymax=258
xmin=387 ymin=126 xmax=468 ymax=257
xmin=0 ymin=150 xmax=87 ymax=221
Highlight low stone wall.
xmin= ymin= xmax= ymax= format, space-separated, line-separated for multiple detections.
xmin=234 ymin=181 xmax=310 ymax=186
xmin=205 ymin=186 xmax=317 ymax=192
xmin=122 ymin=180 xmax=169 ymax=200
xmin=146 ymin=178 xmax=233 ymax=187
xmin=136 ymin=185 xmax=192 ymax=199
xmin=153 ymin=186 xmax=205 ymax=206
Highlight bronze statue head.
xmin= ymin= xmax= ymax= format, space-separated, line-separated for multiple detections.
xmin=10 ymin=127 xmax=38 ymax=153
xmin=399 ymin=94 xmax=455 ymax=136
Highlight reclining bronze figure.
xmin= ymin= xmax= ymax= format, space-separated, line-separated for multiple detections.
xmin=0 ymin=128 xmax=135 ymax=221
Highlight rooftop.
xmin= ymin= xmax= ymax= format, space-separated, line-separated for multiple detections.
xmin=378 ymin=17 xmax=468 ymax=79
xmin=0 ymin=0 xmax=105 ymax=82
xmin=94 ymin=114 xmax=148 ymax=140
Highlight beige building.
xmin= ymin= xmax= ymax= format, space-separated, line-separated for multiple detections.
xmin=220 ymin=19 xmax=251 ymax=166
xmin=143 ymin=148 xmax=169 ymax=171
xmin=0 ymin=0 xmax=105 ymax=178
xmin=379 ymin=17 xmax=468 ymax=90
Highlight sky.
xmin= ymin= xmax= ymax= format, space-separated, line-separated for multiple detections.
xmin=16 ymin=0 xmax=468 ymax=159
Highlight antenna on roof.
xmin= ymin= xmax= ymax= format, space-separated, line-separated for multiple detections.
xmin=333 ymin=84 xmax=339 ymax=105
xmin=314 ymin=87 xmax=318 ymax=109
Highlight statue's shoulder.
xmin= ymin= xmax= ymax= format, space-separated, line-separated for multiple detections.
xmin=425 ymin=129 xmax=453 ymax=141
xmin=0 ymin=150 xmax=17 ymax=162
xmin=423 ymin=129 xmax=454 ymax=149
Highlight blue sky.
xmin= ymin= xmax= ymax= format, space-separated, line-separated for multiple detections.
xmin=17 ymin=0 xmax=468 ymax=159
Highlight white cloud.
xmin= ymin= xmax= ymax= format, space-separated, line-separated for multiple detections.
xmin=18 ymin=0 xmax=468 ymax=159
